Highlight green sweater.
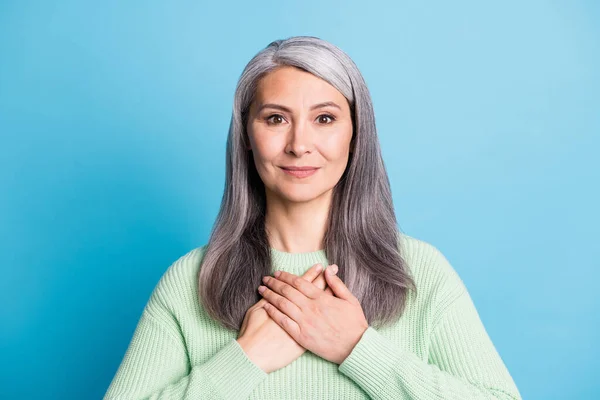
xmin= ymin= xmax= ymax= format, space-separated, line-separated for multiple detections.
xmin=104 ymin=234 xmax=522 ymax=399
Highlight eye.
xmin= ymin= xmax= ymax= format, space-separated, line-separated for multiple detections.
xmin=265 ymin=114 xmax=286 ymax=125
xmin=265 ymin=113 xmax=336 ymax=125
xmin=317 ymin=114 xmax=336 ymax=124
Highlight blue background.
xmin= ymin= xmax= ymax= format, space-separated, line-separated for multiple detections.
xmin=1 ymin=1 xmax=598 ymax=399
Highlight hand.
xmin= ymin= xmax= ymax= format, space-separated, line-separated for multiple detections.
xmin=237 ymin=263 xmax=334 ymax=374
xmin=258 ymin=264 xmax=369 ymax=365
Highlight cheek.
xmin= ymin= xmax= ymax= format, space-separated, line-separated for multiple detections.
xmin=320 ymin=132 xmax=352 ymax=162
xmin=250 ymin=132 xmax=281 ymax=162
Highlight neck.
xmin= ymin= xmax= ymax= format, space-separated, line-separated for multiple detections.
xmin=264 ymin=188 xmax=332 ymax=253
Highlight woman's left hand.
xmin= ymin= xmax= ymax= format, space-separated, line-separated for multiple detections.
xmin=258 ymin=264 xmax=369 ymax=365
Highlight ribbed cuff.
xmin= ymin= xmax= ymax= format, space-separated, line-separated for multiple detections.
xmin=197 ymin=338 xmax=268 ymax=399
xmin=338 ymin=326 xmax=402 ymax=396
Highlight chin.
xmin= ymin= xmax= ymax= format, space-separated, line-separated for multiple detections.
xmin=277 ymin=186 xmax=332 ymax=204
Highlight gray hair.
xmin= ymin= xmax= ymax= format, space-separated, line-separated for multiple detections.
xmin=198 ymin=35 xmax=417 ymax=331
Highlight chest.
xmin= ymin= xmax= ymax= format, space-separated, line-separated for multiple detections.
xmin=182 ymin=314 xmax=431 ymax=399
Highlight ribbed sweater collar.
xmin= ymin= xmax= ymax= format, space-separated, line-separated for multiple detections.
xmin=269 ymin=247 xmax=331 ymax=275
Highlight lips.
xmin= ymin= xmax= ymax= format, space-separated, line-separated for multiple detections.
xmin=280 ymin=167 xmax=319 ymax=178
xmin=280 ymin=166 xmax=319 ymax=171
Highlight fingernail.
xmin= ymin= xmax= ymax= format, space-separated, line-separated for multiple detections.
xmin=274 ymin=270 xmax=281 ymax=278
xmin=328 ymin=264 xmax=338 ymax=275
xmin=315 ymin=263 xmax=323 ymax=272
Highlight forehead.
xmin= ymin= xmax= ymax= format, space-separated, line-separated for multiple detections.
xmin=254 ymin=66 xmax=346 ymax=103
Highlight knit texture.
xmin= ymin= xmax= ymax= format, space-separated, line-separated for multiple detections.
xmin=104 ymin=233 xmax=522 ymax=399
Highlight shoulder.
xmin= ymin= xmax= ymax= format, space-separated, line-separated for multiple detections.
xmin=145 ymin=244 xmax=208 ymax=316
xmin=398 ymin=233 xmax=460 ymax=279
xmin=157 ymin=244 xmax=208 ymax=288
xmin=398 ymin=233 xmax=467 ymax=313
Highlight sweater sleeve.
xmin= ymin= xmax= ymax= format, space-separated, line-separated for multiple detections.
xmin=103 ymin=291 xmax=267 ymax=399
xmin=337 ymin=288 xmax=522 ymax=400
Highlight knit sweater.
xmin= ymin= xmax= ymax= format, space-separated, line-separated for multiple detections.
xmin=103 ymin=234 xmax=522 ymax=400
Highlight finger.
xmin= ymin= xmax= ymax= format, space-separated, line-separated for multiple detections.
xmin=258 ymin=284 xmax=304 ymax=322
xmin=325 ymin=264 xmax=357 ymax=303
xmin=314 ymin=271 xmax=334 ymax=296
xmin=240 ymin=299 xmax=265 ymax=334
xmin=240 ymin=292 xmax=275 ymax=334
xmin=312 ymin=270 xmax=327 ymax=290
xmin=262 ymin=303 xmax=301 ymax=341
xmin=300 ymin=263 xmax=324 ymax=282
xmin=245 ymin=298 xmax=268 ymax=322
xmin=312 ymin=268 xmax=334 ymax=296
xmin=262 ymin=274 xmax=312 ymax=309
xmin=241 ymin=302 xmax=259 ymax=329
xmin=271 ymin=270 xmax=322 ymax=300
xmin=255 ymin=298 xmax=268 ymax=307
xmin=313 ymin=273 xmax=334 ymax=297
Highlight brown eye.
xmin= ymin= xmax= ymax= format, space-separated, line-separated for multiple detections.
xmin=317 ymin=114 xmax=336 ymax=124
xmin=266 ymin=114 xmax=285 ymax=125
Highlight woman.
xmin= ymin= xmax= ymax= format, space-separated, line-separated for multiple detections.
xmin=104 ymin=36 xmax=522 ymax=399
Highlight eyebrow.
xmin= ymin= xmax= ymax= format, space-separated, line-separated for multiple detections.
xmin=257 ymin=101 xmax=341 ymax=113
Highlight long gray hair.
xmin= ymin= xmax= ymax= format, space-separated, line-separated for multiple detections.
xmin=198 ymin=36 xmax=417 ymax=331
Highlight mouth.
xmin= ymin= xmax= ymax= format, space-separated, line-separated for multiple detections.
xmin=280 ymin=167 xmax=319 ymax=178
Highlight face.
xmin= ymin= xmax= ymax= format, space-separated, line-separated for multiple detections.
xmin=246 ymin=65 xmax=354 ymax=205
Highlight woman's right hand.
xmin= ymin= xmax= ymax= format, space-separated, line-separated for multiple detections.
xmin=236 ymin=263 xmax=333 ymax=374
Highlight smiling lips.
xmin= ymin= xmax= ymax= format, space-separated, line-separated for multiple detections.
xmin=280 ymin=166 xmax=319 ymax=178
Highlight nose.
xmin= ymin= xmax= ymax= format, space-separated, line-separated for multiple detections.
xmin=285 ymin=119 xmax=314 ymax=156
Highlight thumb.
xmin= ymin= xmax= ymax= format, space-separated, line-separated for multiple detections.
xmin=325 ymin=264 xmax=355 ymax=302
xmin=301 ymin=263 xmax=324 ymax=283
xmin=311 ymin=270 xmax=328 ymax=290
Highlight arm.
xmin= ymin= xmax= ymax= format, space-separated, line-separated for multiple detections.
xmin=338 ymin=289 xmax=522 ymax=400
xmin=103 ymin=293 xmax=267 ymax=399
